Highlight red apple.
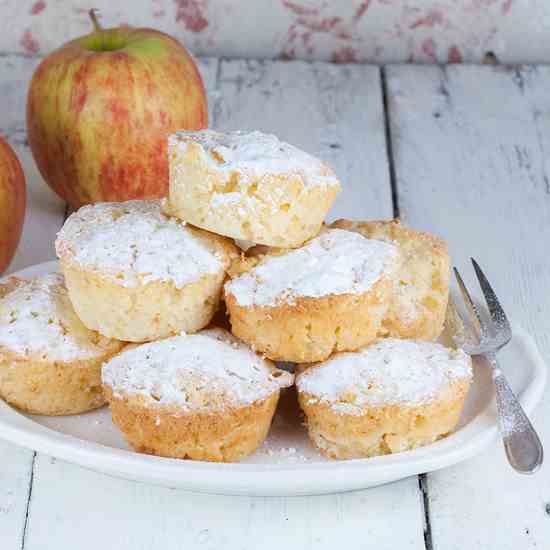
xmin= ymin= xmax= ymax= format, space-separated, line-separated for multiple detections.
xmin=27 ymin=11 xmax=207 ymax=208
xmin=0 ymin=137 xmax=26 ymax=274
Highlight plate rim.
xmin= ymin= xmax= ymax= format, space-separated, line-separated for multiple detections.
xmin=0 ymin=260 xmax=546 ymax=495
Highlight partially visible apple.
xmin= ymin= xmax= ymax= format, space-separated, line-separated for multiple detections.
xmin=27 ymin=11 xmax=207 ymax=208
xmin=0 ymin=137 xmax=26 ymax=274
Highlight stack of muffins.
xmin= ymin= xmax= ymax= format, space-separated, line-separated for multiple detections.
xmin=0 ymin=130 xmax=472 ymax=462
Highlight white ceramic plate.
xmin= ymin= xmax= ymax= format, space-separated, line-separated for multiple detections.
xmin=0 ymin=261 xmax=546 ymax=496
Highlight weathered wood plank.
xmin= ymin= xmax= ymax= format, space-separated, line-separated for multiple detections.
xmin=0 ymin=56 xmax=41 ymax=146
xmin=0 ymin=55 xmax=65 ymax=550
xmin=0 ymin=55 xmax=67 ymax=272
xmin=21 ymin=59 xmax=424 ymax=550
xmin=24 ymin=454 xmax=424 ymax=550
xmin=9 ymin=145 xmax=67 ymax=272
xmin=0 ymin=441 xmax=34 ymax=550
xmin=386 ymin=63 xmax=550 ymax=550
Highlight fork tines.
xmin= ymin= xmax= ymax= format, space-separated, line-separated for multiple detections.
xmin=470 ymin=258 xmax=512 ymax=342
xmin=453 ymin=259 xmax=512 ymax=350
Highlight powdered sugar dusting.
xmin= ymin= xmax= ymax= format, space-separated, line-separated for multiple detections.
xmin=55 ymin=200 xmax=223 ymax=289
xmin=170 ymin=129 xmax=339 ymax=188
xmin=297 ymin=339 xmax=472 ymax=414
xmin=102 ymin=329 xmax=293 ymax=411
xmin=0 ymin=273 xmax=116 ymax=362
xmin=256 ymin=444 xmax=310 ymax=463
xmin=225 ymin=229 xmax=399 ymax=307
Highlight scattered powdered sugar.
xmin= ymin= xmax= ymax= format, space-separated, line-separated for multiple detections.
xmin=102 ymin=328 xmax=294 ymax=411
xmin=225 ymin=229 xmax=399 ymax=307
xmin=257 ymin=445 xmax=310 ymax=463
xmin=55 ymin=200 xmax=223 ymax=289
xmin=0 ymin=273 xmax=114 ymax=362
xmin=170 ymin=129 xmax=339 ymax=188
xmin=297 ymin=339 xmax=472 ymax=414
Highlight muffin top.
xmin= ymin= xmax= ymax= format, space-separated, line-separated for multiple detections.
xmin=225 ymin=229 xmax=399 ymax=307
xmin=296 ymin=339 xmax=472 ymax=414
xmin=0 ymin=273 xmax=120 ymax=362
xmin=102 ymin=328 xmax=293 ymax=411
xmin=170 ymin=129 xmax=339 ymax=188
xmin=56 ymin=200 xmax=229 ymax=288
xmin=329 ymin=218 xmax=450 ymax=328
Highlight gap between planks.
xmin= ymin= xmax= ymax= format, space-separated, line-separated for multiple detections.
xmin=20 ymin=453 xmax=36 ymax=550
xmin=385 ymin=63 xmax=550 ymax=550
xmin=418 ymin=474 xmax=434 ymax=550
xmin=381 ymin=67 xmax=400 ymax=219
xmin=382 ymin=65 xmax=432 ymax=550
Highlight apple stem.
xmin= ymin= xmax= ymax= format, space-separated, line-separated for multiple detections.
xmin=89 ymin=9 xmax=103 ymax=32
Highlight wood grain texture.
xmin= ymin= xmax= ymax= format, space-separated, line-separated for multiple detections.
xmin=0 ymin=56 xmax=41 ymax=147
xmin=16 ymin=58 xmax=424 ymax=550
xmin=386 ymin=63 xmax=550 ymax=550
xmin=197 ymin=57 xmax=219 ymax=126
xmin=0 ymin=441 xmax=34 ymax=550
xmin=0 ymin=56 xmax=67 ymax=272
xmin=23 ymin=455 xmax=425 ymax=550
xmin=8 ymin=145 xmax=67 ymax=273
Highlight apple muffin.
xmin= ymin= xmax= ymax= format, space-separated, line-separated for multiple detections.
xmin=102 ymin=328 xmax=294 ymax=462
xmin=0 ymin=273 xmax=125 ymax=415
xmin=224 ymin=228 xmax=401 ymax=363
xmin=296 ymin=339 xmax=472 ymax=459
xmin=55 ymin=200 xmax=238 ymax=342
xmin=330 ymin=219 xmax=450 ymax=341
xmin=164 ymin=129 xmax=341 ymax=247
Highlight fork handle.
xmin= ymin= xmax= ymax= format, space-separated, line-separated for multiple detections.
xmin=484 ymin=352 xmax=544 ymax=473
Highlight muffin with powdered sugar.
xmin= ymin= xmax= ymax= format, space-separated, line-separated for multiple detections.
xmin=102 ymin=328 xmax=293 ymax=462
xmin=164 ymin=130 xmax=340 ymax=248
xmin=224 ymin=227 xmax=401 ymax=363
xmin=55 ymin=199 xmax=238 ymax=342
xmin=296 ymin=338 xmax=472 ymax=459
xmin=0 ymin=273 xmax=125 ymax=415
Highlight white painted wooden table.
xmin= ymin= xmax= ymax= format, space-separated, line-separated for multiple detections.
xmin=1 ymin=56 xmax=549 ymax=550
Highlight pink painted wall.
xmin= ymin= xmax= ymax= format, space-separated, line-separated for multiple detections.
xmin=3 ymin=0 xmax=550 ymax=63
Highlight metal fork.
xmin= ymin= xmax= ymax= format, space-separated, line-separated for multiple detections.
xmin=452 ymin=258 xmax=543 ymax=474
